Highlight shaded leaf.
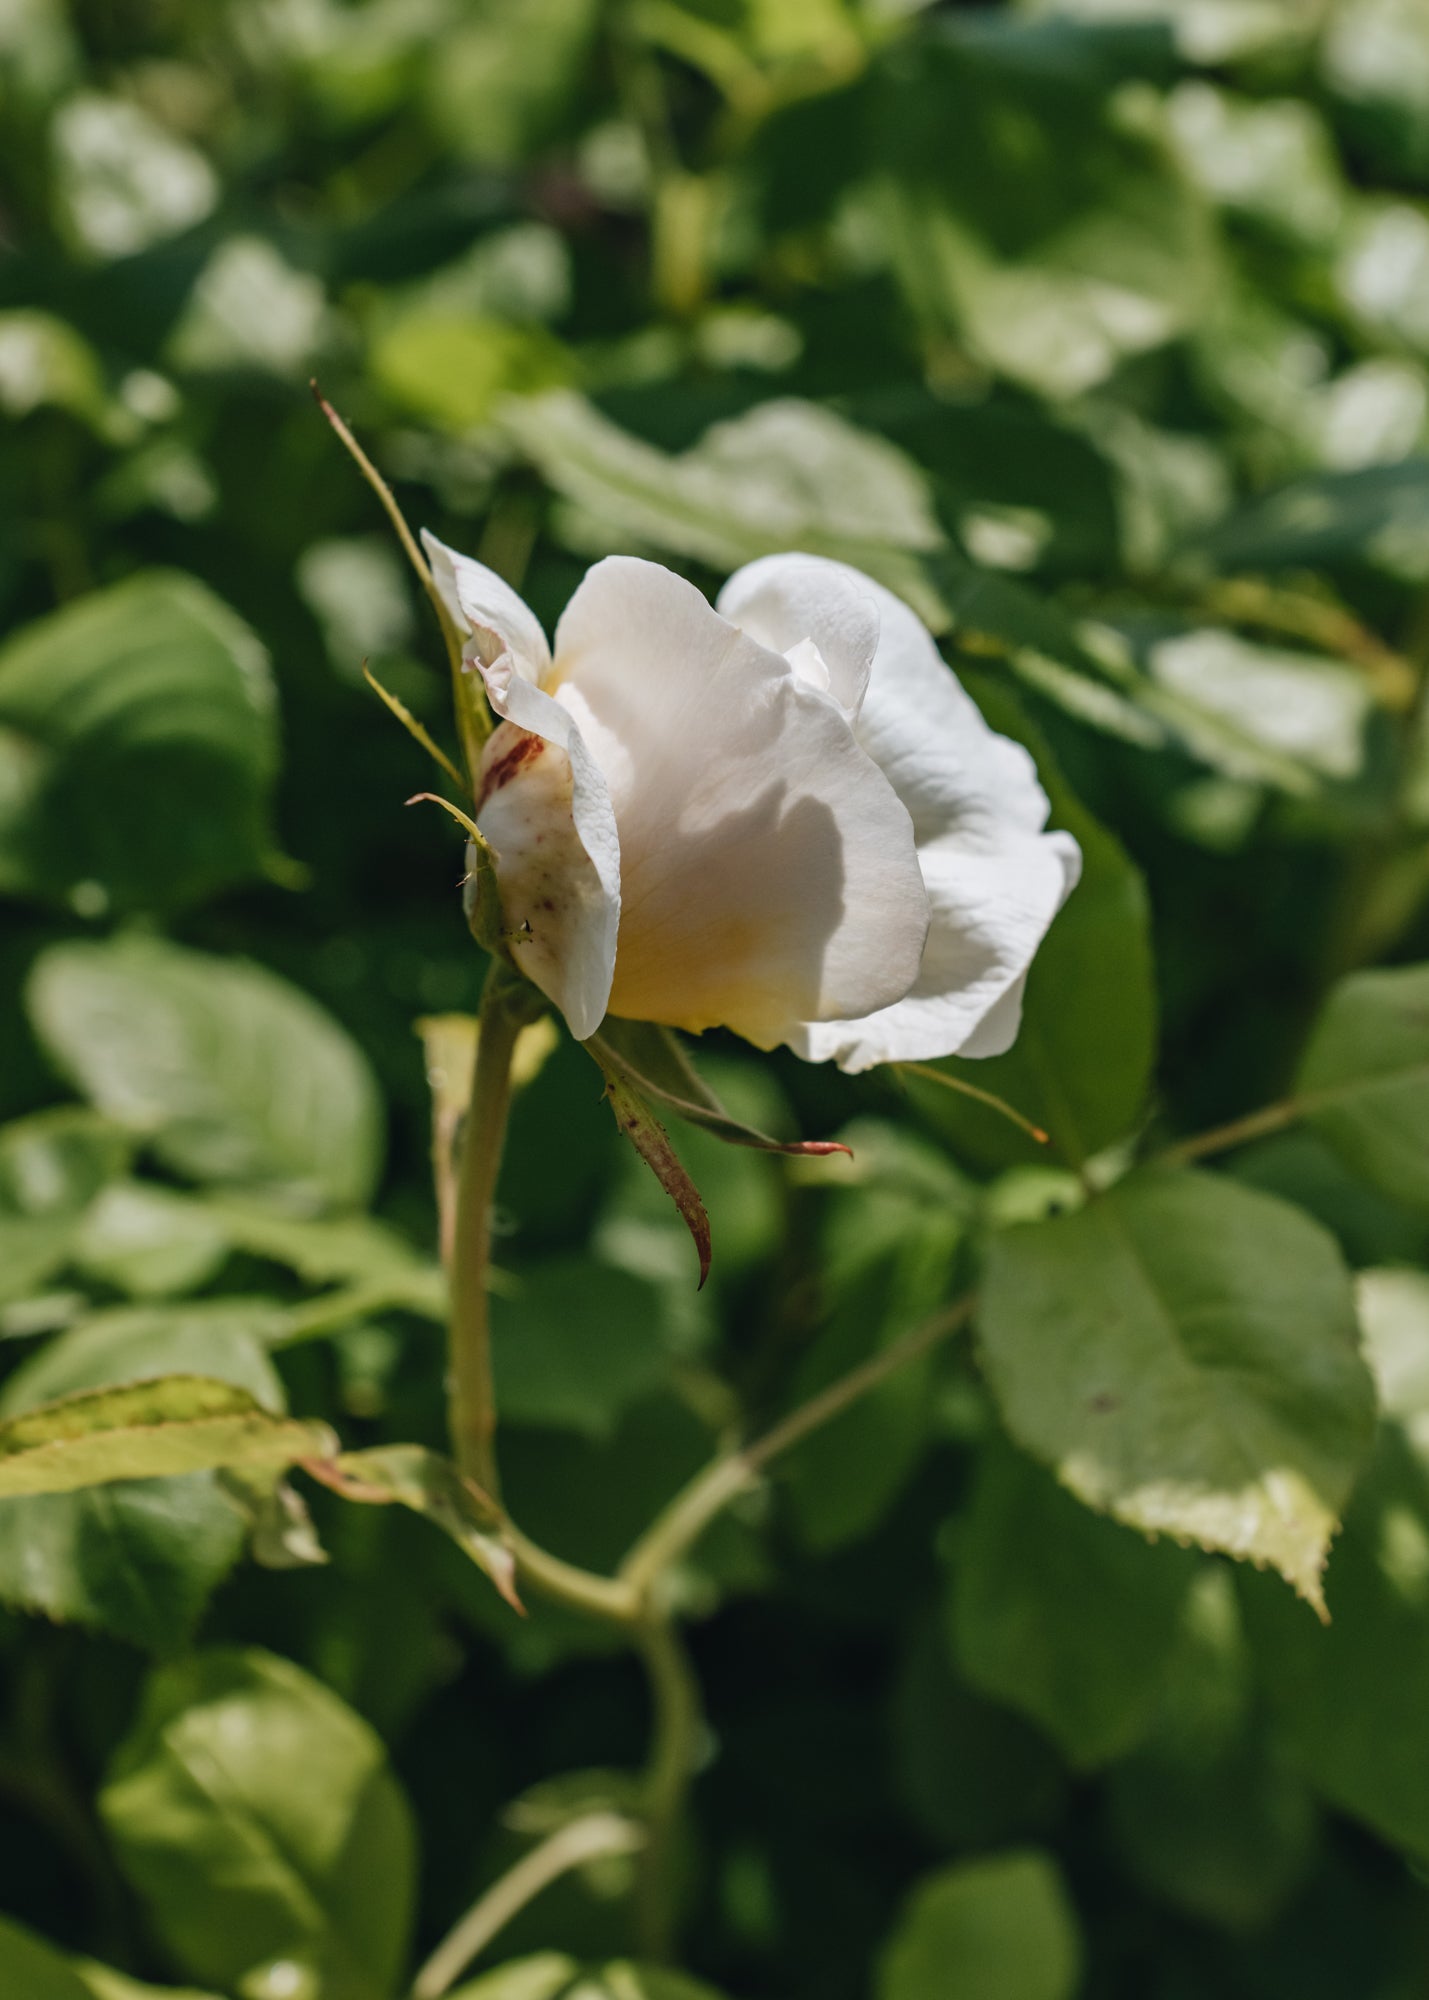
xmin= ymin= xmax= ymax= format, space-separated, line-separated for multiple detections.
xmin=0 ymin=1913 xmax=94 ymax=2000
xmin=1107 ymin=1567 xmax=1317 ymax=1931
xmin=74 ymin=1182 xmax=231 ymax=1298
xmin=948 ymin=1442 xmax=1196 ymax=1767
xmin=1242 ymin=1425 xmax=1429 ymax=1866
xmin=1299 ymin=962 xmax=1429 ymax=1211
xmin=877 ymin=1852 xmax=1081 ymax=2000
xmin=493 ymin=1259 xmax=674 ymax=1440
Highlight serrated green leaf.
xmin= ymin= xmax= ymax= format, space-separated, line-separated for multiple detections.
xmin=28 ymin=936 xmax=384 ymax=1214
xmin=948 ymin=1442 xmax=1196 ymax=1767
xmin=0 ymin=572 xmax=278 ymax=913
xmin=978 ymin=1168 xmax=1376 ymax=1612
xmin=0 ymin=1302 xmax=299 ymax=1648
xmin=0 ymin=1377 xmax=336 ymax=1496
xmin=101 ymin=1648 xmax=416 ymax=2000
xmin=877 ymin=1852 xmax=1081 ymax=2000
xmin=1298 ymin=963 xmax=1429 ymax=1211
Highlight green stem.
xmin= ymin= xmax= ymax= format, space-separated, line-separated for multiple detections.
xmin=620 ymin=1296 xmax=976 ymax=1602
xmin=1158 ymin=1097 xmax=1301 ymax=1167
xmin=505 ymin=1522 xmax=641 ymax=1625
xmin=634 ymin=1617 xmax=703 ymax=1961
xmin=449 ymin=967 xmax=523 ymax=1502
xmin=411 ymin=1810 xmax=646 ymax=2000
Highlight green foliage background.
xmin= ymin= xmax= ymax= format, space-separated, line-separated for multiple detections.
xmin=4 ymin=0 xmax=1429 ymax=1995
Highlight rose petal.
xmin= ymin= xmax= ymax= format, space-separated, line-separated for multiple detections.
xmin=421 ymin=530 xmax=552 ymax=681
xmin=717 ymin=553 xmax=881 ymax=719
xmin=553 ymin=555 xmax=929 ymax=1048
xmin=757 ymin=558 xmax=1082 ymax=1073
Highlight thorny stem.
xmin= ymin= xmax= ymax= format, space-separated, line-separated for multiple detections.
xmin=411 ymin=1811 xmax=647 ymax=2000
xmin=448 ymin=965 xmax=525 ymax=1503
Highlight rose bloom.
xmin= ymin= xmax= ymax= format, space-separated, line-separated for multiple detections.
xmin=424 ymin=536 xmax=1080 ymax=1072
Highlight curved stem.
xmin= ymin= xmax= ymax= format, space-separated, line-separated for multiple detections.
xmin=505 ymin=1522 xmax=641 ymax=1626
xmin=621 ymin=1296 xmax=975 ymax=1602
xmin=411 ymin=1810 xmax=646 ymax=2000
xmin=448 ymin=968 xmax=523 ymax=1502
xmin=634 ymin=1618 xmax=703 ymax=1961
xmin=1158 ymin=1097 xmax=1300 ymax=1167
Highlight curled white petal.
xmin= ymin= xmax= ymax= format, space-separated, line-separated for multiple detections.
xmin=421 ymin=529 xmax=551 ymax=681
xmin=725 ymin=556 xmax=1082 ymax=1073
xmin=552 ymin=555 xmax=929 ymax=1048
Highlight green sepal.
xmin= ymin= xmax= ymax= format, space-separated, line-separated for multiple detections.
xmin=586 ymin=1019 xmax=851 ymax=1158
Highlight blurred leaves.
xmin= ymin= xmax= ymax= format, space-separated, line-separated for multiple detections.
xmin=0 ymin=574 xmax=279 ymax=915
xmin=1299 ymin=964 xmax=1429 ymax=1213
xmin=100 ymin=1648 xmax=416 ymax=2000
xmin=28 ymin=938 xmax=384 ymax=1215
xmin=877 ymin=1851 xmax=1081 ymax=2000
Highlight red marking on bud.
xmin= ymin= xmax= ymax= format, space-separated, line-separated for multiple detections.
xmin=476 ymin=729 xmax=545 ymax=808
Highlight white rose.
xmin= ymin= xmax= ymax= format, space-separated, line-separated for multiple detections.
xmin=424 ymin=535 xmax=1081 ymax=1072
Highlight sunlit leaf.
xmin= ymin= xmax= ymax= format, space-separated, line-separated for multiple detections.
xmin=0 ymin=1299 xmax=295 ymax=1649
xmin=978 ymin=1168 xmax=1376 ymax=1612
xmin=101 ymin=1648 xmax=416 ymax=2000
xmin=0 ymin=1377 xmax=336 ymax=1497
